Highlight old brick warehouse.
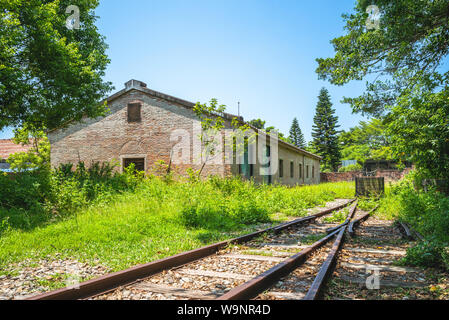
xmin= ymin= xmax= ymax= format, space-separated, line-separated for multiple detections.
xmin=48 ymin=80 xmax=321 ymax=185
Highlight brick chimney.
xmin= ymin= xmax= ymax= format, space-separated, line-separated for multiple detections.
xmin=124 ymin=79 xmax=147 ymax=90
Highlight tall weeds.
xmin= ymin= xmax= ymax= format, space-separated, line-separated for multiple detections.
xmin=377 ymin=172 xmax=449 ymax=270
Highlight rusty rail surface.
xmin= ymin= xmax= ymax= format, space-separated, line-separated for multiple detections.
xmin=325 ymin=200 xmax=358 ymax=234
xmin=398 ymin=221 xmax=424 ymax=241
xmin=216 ymin=228 xmax=343 ymax=300
xmin=303 ymin=227 xmax=346 ymax=300
xmin=27 ymin=199 xmax=355 ymax=300
xmin=272 ymin=198 xmax=356 ymax=234
xmin=348 ymin=205 xmax=379 ymax=237
xmin=218 ymin=201 xmax=358 ymax=300
xmin=410 ymin=226 xmax=425 ymax=242
xmin=303 ymin=201 xmax=358 ymax=300
xmin=397 ymin=221 xmax=413 ymax=239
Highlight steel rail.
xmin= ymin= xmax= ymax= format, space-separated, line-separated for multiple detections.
xmin=303 ymin=226 xmax=346 ymax=300
xmin=397 ymin=221 xmax=413 ymax=239
xmin=217 ymin=201 xmax=358 ymax=300
xmin=303 ymin=201 xmax=358 ymax=300
xmin=325 ymin=200 xmax=358 ymax=234
xmin=27 ymin=199 xmax=355 ymax=300
xmin=272 ymin=198 xmax=356 ymax=233
xmin=397 ymin=221 xmax=424 ymax=241
xmin=348 ymin=205 xmax=379 ymax=237
xmin=410 ymin=226 xmax=425 ymax=242
xmin=216 ymin=228 xmax=343 ymax=300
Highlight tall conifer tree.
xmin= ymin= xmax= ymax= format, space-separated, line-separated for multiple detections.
xmin=288 ymin=118 xmax=306 ymax=148
xmin=312 ymin=88 xmax=341 ymax=171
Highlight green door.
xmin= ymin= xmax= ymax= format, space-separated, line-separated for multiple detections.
xmin=262 ymin=145 xmax=272 ymax=184
xmin=240 ymin=140 xmax=252 ymax=179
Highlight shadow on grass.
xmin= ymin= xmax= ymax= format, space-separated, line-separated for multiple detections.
xmin=190 ymin=219 xmax=275 ymax=245
xmin=195 ymin=231 xmax=227 ymax=244
xmin=0 ymin=207 xmax=59 ymax=236
xmin=0 ymin=171 xmax=60 ymax=235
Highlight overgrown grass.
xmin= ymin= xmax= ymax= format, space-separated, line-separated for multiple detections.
xmin=0 ymin=165 xmax=354 ymax=273
xmin=371 ymin=173 xmax=449 ymax=270
xmin=322 ymin=208 xmax=348 ymax=224
xmin=300 ymin=233 xmax=326 ymax=245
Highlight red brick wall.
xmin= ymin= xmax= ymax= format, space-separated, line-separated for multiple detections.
xmin=320 ymin=171 xmax=363 ymax=183
xmin=321 ymin=168 xmax=412 ymax=183
xmin=377 ymin=169 xmax=412 ymax=182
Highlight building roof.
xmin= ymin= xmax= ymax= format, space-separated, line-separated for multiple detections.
xmin=0 ymin=139 xmax=31 ymax=159
xmin=50 ymin=79 xmax=322 ymax=161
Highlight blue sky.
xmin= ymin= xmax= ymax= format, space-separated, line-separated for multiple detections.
xmin=0 ymin=0 xmax=368 ymax=141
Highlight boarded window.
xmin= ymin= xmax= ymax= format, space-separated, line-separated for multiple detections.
xmin=123 ymin=158 xmax=145 ymax=172
xmin=306 ymin=165 xmax=309 ymax=178
xmin=299 ymin=163 xmax=302 ymax=179
xmin=279 ymin=159 xmax=284 ymax=178
xmin=127 ymin=102 xmax=142 ymax=122
xmin=290 ymin=161 xmax=294 ymax=178
xmin=312 ymin=166 xmax=315 ymax=178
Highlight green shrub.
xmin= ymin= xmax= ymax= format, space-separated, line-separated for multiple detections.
xmin=1 ymin=162 xmax=354 ymax=242
xmin=392 ymin=178 xmax=449 ymax=244
xmin=0 ymin=161 xmax=143 ymax=232
xmin=0 ymin=170 xmax=51 ymax=211
xmin=357 ymin=197 xmax=378 ymax=211
xmin=177 ymin=178 xmax=353 ymax=231
xmin=180 ymin=177 xmax=270 ymax=230
xmin=0 ymin=217 xmax=11 ymax=236
xmin=399 ymin=240 xmax=447 ymax=270
xmin=322 ymin=209 xmax=347 ymax=224
xmin=181 ymin=202 xmax=228 ymax=229
xmin=0 ymin=167 xmax=357 ymax=271
xmin=377 ymin=171 xmax=449 ymax=269
xmin=442 ymin=247 xmax=449 ymax=269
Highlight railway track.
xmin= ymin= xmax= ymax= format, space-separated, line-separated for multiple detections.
xmin=27 ymin=199 xmax=356 ymax=300
xmin=218 ymin=201 xmax=358 ymax=300
xmin=325 ymin=210 xmax=434 ymax=300
xmin=25 ymin=197 xmax=439 ymax=301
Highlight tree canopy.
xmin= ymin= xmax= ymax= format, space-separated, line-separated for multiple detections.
xmin=0 ymin=0 xmax=112 ymax=131
xmin=7 ymin=124 xmax=50 ymax=172
xmin=316 ymin=0 xmax=449 ymax=178
xmin=247 ymin=118 xmax=289 ymax=142
xmin=339 ymin=118 xmax=394 ymax=164
xmin=247 ymin=119 xmax=266 ymax=130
